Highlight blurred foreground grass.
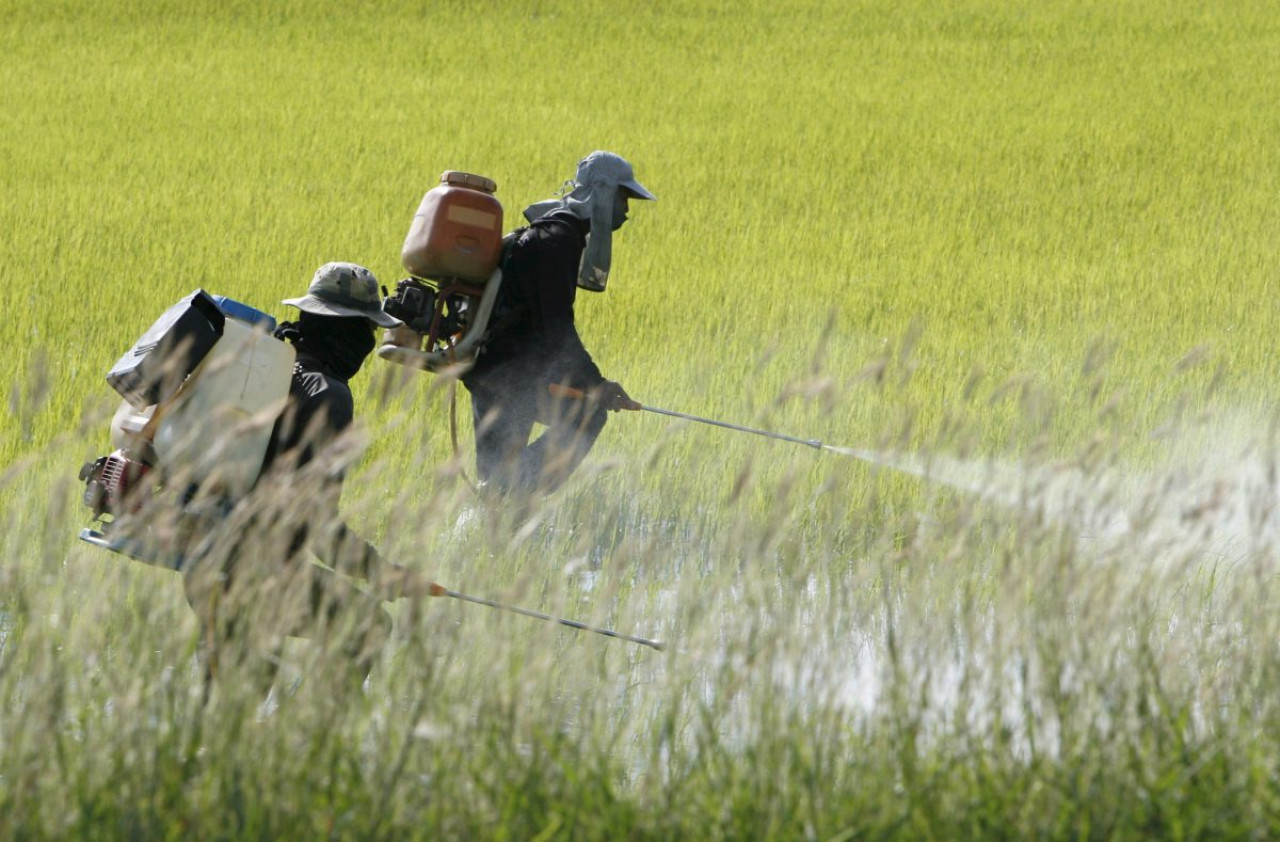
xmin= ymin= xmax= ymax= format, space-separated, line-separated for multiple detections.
xmin=5 ymin=354 xmax=1280 ymax=838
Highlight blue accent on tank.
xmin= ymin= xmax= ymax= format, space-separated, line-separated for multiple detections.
xmin=211 ymin=295 xmax=277 ymax=331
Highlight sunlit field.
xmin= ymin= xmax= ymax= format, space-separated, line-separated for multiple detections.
xmin=4 ymin=0 xmax=1280 ymax=838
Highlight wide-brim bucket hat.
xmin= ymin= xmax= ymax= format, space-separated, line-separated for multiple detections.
xmin=282 ymin=262 xmax=401 ymax=327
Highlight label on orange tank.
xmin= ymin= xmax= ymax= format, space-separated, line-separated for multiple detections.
xmin=446 ymin=205 xmax=499 ymax=229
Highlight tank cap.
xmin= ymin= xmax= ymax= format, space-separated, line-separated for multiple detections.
xmin=440 ymin=171 xmax=497 ymax=194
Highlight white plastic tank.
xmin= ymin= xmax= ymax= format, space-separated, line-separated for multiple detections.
xmin=110 ymin=399 xmax=156 ymax=451
xmin=152 ymin=318 xmax=295 ymax=497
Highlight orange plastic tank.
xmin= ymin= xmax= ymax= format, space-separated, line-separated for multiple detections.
xmin=401 ymin=171 xmax=504 ymax=282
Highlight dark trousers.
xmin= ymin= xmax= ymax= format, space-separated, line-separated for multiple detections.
xmin=464 ymin=375 xmax=608 ymax=496
xmin=182 ymin=517 xmax=391 ymax=701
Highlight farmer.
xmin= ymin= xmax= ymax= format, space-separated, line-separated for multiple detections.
xmin=183 ymin=262 xmax=415 ymax=696
xmin=460 ymin=151 xmax=654 ymax=497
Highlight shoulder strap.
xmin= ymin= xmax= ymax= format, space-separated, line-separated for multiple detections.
xmin=498 ymin=226 xmax=525 ymax=270
xmin=479 ymin=227 xmax=531 ymax=344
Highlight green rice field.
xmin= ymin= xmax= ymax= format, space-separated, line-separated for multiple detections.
xmin=4 ymin=0 xmax=1280 ymax=838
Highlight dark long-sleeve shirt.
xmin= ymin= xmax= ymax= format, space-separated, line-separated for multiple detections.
xmin=257 ymin=352 xmax=380 ymax=579
xmin=261 ymin=355 xmax=354 ymax=474
xmin=467 ymin=210 xmax=604 ymax=389
xmin=259 ymin=353 xmax=353 ymax=470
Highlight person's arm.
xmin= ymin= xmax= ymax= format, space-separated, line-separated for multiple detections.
xmin=280 ymin=377 xmax=421 ymax=597
xmin=315 ymin=519 xmax=420 ymax=599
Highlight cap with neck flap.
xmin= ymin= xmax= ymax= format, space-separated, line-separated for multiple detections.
xmin=523 ymin=151 xmax=656 ymax=292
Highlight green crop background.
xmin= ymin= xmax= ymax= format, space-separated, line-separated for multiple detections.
xmin=6 ymin=0 xmax=1279 ymax=467
xmin=4 ymin=1 xmax=1280 ymax=838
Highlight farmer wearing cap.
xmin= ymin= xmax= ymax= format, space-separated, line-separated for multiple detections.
xmin=461 ymin=151 xmax=655 ymax=497
xmin=184 ymin=262 xmax=415 ymax=696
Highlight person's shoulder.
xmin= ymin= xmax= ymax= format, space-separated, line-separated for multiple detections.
xmin=528 ymin=211 xmax=585 ymax=243
xmin=293 ymin=364 xmax=339 ymax=395
xmin=292 ymin=362 xmax=354 ymax=416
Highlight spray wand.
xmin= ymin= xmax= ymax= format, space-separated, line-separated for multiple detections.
xmin=420 ymin=580 xmax=664 ymax=651
xmin=78 ymin=529 xmax=665 ymax=651
xmin=547 ymin=384 xmax=880 ymax=463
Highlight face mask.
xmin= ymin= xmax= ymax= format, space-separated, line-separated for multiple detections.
xmin=293 ymin=312 xmax=376 ymax=381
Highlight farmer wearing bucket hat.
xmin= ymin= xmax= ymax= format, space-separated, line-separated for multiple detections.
xmin=460 ymin=151 xmax=655 ymax=497
xmin=270 ymin=261 xmax=401 ymax=465
xmin=183 ymin=262 xmax=416 ymax=697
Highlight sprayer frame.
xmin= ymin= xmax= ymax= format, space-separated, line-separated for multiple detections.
xmin=378 ymin=266 xmax=503 ymax=372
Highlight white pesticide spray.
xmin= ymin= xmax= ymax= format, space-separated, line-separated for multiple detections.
xmin=842 ymin=431 xmax=1280 ymax=567
xmin=622 ymin=402 xmax=1280 ymax=754
xmin=643 ymin=404 xmax=1002 ymax=496
xmin=821 ymin=444 xmax=993 ymax=495
xmin=645 ymin=402 xmax=1280 ymax=562
xmin=688 ymin=409 xmax=1280 ymax=732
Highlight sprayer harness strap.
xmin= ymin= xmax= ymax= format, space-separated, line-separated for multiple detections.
xmin=475 ymin=225 xmax=529 ymax=346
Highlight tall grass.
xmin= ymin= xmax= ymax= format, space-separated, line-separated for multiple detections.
xmin=4 ymin=0 xmax=1280 ymax=837
xmin=7 ymin=372 xmax=1280 ymax=838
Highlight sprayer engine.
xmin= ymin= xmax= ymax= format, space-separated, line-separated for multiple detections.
xmin=383 ymin=278 xmax=468 ymax=341
xmin=79 ymin=449 xmax=153 ymax=519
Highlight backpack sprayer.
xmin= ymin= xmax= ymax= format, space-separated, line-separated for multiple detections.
xmin=77 ymin=291 xmax=295 ymax=569
xmin=379 ymin=171 xmax=508 ymax=372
